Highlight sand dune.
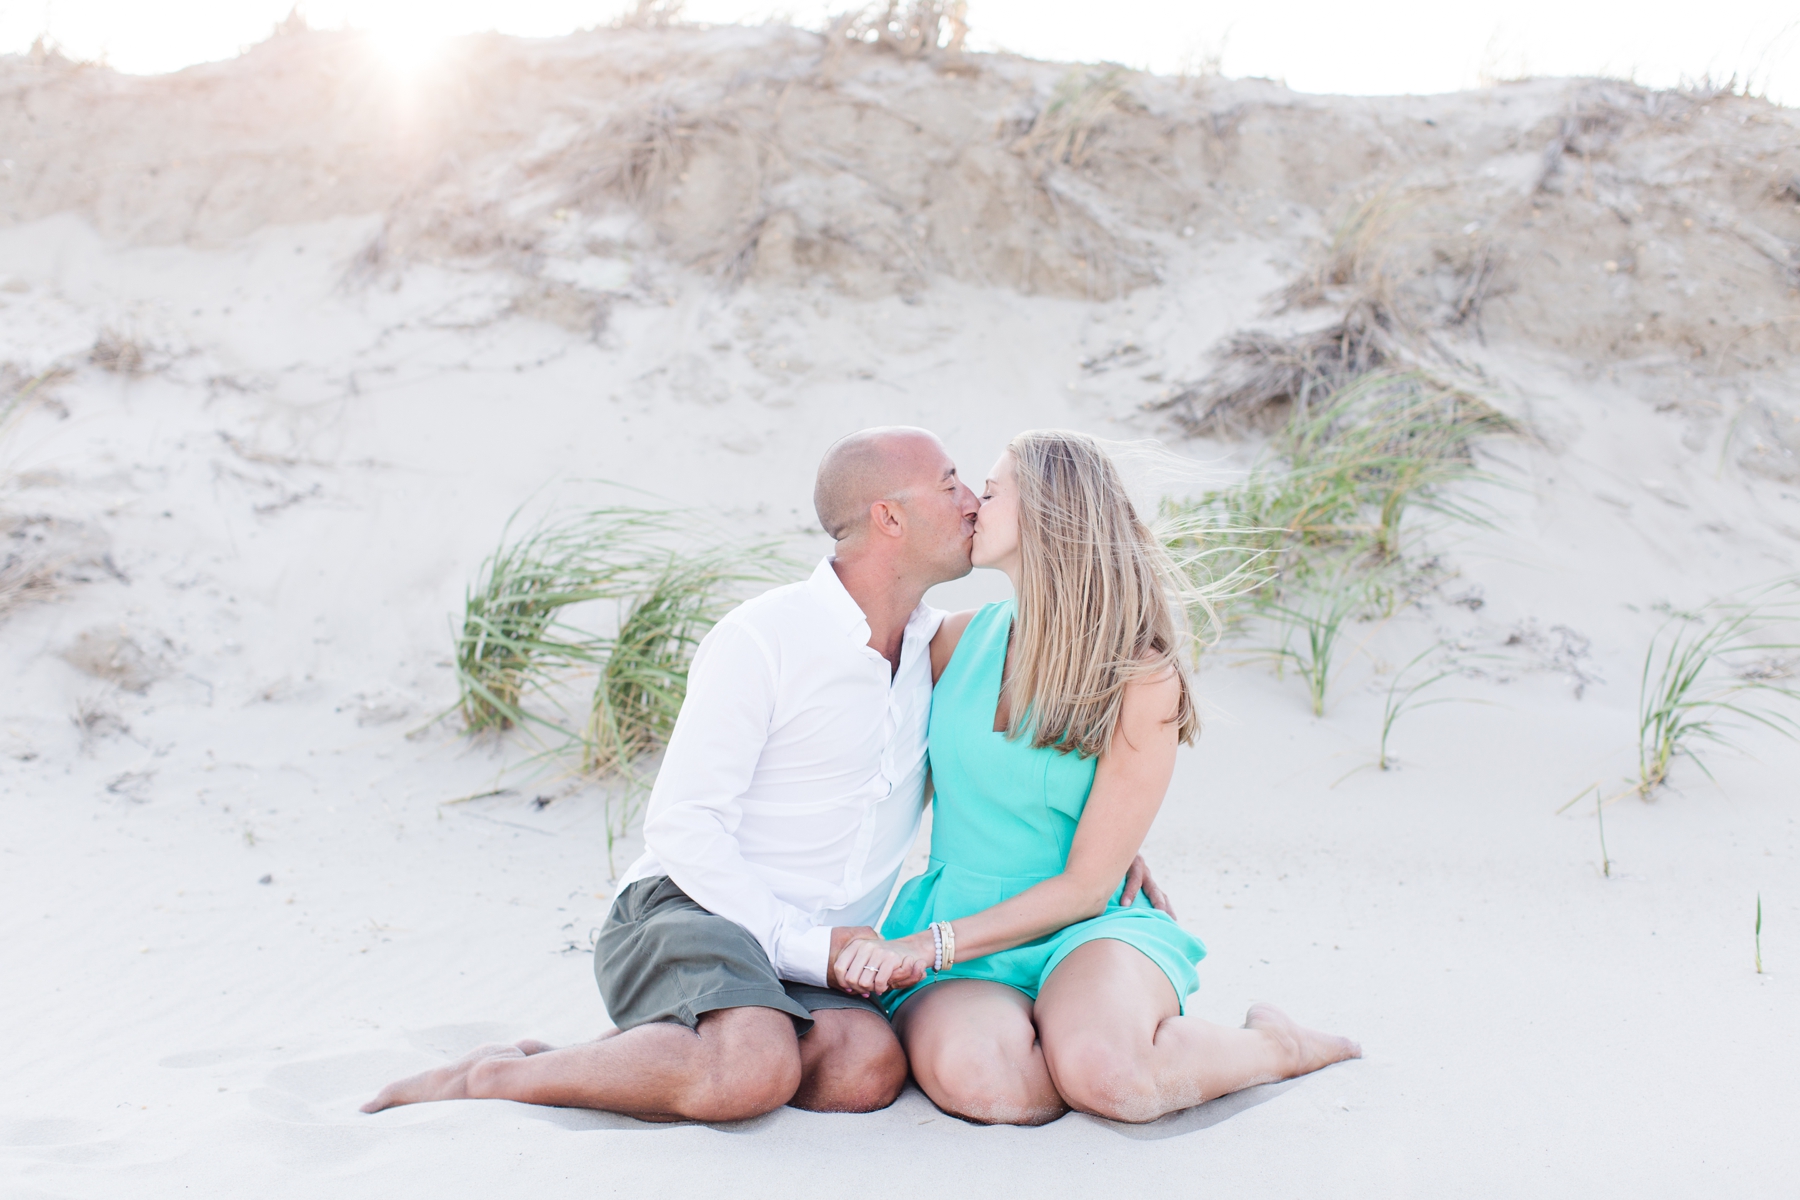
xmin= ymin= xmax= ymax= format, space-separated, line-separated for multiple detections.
xmin=2 ymin=23 xmax=1797 ymax=1197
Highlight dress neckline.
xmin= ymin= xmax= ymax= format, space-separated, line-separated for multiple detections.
xmin=986 ymin=601 xmax=1016 ymax=737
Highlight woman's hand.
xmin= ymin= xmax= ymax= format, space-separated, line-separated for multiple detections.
xmin=832 ymin=933 xmax=932 ymax=997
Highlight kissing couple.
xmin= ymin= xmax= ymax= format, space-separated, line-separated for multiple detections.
xmin=365 ymin=427 xmax=1359 ymax=1125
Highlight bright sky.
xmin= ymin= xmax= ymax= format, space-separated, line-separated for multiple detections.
xmin=1 ymin=1 xmax=1795 ymax=104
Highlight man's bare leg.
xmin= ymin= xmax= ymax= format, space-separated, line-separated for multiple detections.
xmin=791 ymin=1009 xmax=908 ymax=1113
xmin=434 ymin=1009 xmax=907 ymax=1116
xmin=360 ymin=1006 xmax=802 ymax=1122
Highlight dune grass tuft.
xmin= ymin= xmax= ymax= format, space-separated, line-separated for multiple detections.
xmin=0 ymin=515 xmax=72 ymax=621
xmin=1755 ymin=893 xmax=1763 ymax=974
xmin=1171 ymin=369 xmax=1510 ymax=588
xmin=1150 ymin=175 xmax=1522 ymax=438
xmin=1 ymin=364 xmax=73 ymax=430
xmin=1261 ymin=559 xmax=1369 ymax=717
xmin=1 ymin=367 xmax=77 ymax=622
xmin=837 ymin=2 xmax=970 ymax=58
xmin=1014 ymin=66 xmax=1130 ymax=169
xmin=1164 ymin=368 xmax=1512 ymax=718
xmin=89 ymin=330 xmax=148 ymax=375
xmin=1596 ymin=787 xmax=1612 ymax=878
xmin=1379 ymin=646 xmax=1463 ymax=770
xmin=1279 ymin=185 xmax=1420 ymax=315
xmin=583 ymin=548 xmax=756 ymax=774
xmin=1636 ymin=578 xmax=1800 ymax=794
xmin=1149 ymin=310 xmax=1397 ymax=437
xmin=455 ymin=506 xmax=676 ymax=738
xmin=454 ymin=503 xmax=791 ymax=861
xmin=1279 ymin=371 xmax=1512 ymax=558
xmin=616 ymin=0 xmax=685 ymax=28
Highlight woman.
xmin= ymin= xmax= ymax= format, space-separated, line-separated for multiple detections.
xmin=834 ymin=430 xmax=1360 ymax=1125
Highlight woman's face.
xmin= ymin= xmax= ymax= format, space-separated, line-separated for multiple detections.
xmin=971 ymin=451 xmax=1021 ymax=573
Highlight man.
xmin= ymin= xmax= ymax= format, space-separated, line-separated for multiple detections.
xmin=363 ymin=427 xmax=1166 ymax=1121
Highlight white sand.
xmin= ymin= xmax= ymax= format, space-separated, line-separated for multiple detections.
xmin=3 ymin=26 xmax=1799 ymax=1198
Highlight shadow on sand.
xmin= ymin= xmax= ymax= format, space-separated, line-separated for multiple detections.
xmin=514 ymin=1077 xmax=1300 ymax=1138
xmin=1096 ymin=1078 xmax=1301 ymax=1140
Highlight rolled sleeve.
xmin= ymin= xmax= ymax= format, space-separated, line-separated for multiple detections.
xmin=773 ymin=922 xmax=835 ymax=988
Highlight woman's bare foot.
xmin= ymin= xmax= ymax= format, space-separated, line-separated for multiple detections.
xmin=359 ymin=1043 xmax=526 ymax=1113
xmin=514 ymin=1039 xmax=556 ymax=1055
xmin=1244 ymin=1003 xmax=1362 ymax=1077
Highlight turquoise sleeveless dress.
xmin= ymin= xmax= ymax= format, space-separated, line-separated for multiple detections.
xmin=878 ymin=599 xmax=1205 ymax=1015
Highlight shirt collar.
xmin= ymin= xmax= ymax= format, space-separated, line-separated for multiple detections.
xmin=808 ymin=556 xmax=939 ymax=649
xmin=808 ymin=557 xmax=874 ymax=643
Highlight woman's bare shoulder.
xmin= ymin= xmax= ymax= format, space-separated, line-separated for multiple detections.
xmin=1092 ymin=657 xmax=1185 ymax=783
xmin=930 ymin=609 xmax=980 ymax=684
xmin=1118 ymin=656 xmax=1184 ymax=731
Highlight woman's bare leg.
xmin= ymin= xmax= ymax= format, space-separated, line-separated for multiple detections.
xmin=893 ymin=979 xmax=1067 ymax=1126
xmin=1034 ymin=939 xmax=1361 ymax=1124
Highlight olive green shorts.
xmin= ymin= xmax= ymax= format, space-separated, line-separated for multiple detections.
xmin=595 ymin=875 xmax=885 ymax=1036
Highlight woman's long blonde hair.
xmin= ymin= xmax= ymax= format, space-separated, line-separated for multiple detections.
xmin=1003 ymin=430 xmax=1201 ymax=758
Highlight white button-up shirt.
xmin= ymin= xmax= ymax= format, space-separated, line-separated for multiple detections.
xmin=617 ymin=557 xmax=942 ymax=987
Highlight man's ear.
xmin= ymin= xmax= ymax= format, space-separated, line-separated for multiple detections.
xmin=868 ymin=498 xmax=907 ymax=540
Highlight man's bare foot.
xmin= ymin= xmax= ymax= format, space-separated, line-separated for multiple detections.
xmin=1244 ymin=1003 xmax=1362 ymax=1077
xmin=360 ymin=1043 xmax=525 ymax=1114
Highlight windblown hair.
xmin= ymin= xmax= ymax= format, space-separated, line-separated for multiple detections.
xmin=1004 ymin=430 xmax=1202 ymax=757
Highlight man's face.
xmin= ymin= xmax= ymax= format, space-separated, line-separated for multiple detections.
xmin=893 ymin=435 xmax=980 ymax=586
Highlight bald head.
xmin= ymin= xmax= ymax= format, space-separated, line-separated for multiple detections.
xmin=814 ymin=426 xmax=946 ymax=542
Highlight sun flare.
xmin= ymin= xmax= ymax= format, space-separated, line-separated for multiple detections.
xmin=365 ymin=24 xmax=446 ymax=83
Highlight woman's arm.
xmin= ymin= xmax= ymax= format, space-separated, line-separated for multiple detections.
xmin=836 ymin=665 xmax=1182 ymax=993
xmin=929 ymin=609 xmax=979 ymax=685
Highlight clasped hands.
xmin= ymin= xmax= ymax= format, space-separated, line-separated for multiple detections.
xmin=828 ymin=925 xmax=931 ymax=997
xmin=825 ymin=855 xmax=1173 ymax=997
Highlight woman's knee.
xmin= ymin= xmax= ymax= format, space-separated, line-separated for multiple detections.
xmin=927 ymin=1058 xmax=1063 ymax=1126
xmin=1041 ymin=1031 xmax=1161 ymax=1124
xmin=912 ymin=1033 xmax=1062 ymax=1126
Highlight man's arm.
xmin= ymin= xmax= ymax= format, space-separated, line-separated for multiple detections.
xmin=640 ymin=619 xmax=840 ymax=987
xmin=1119 ymin=854 xmax=1177 ymax=918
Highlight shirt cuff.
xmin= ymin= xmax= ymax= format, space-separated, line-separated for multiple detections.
xmin=775 ymin=922 xmax=836 ymax=988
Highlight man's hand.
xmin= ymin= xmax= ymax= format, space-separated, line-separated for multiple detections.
xmin=1120 ymin=854 xmax=1177 ymax=919
xmin=827 ymin=926 xmax=878 ymax=992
